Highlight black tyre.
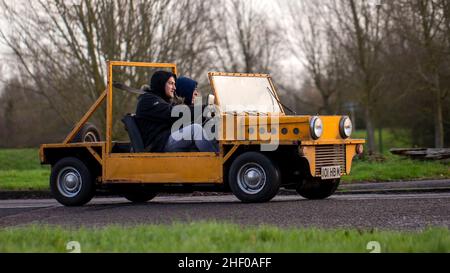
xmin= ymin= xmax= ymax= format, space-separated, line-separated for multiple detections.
xmin=296 ymin=178 xmax=340 ymax=200
xmin=50 ymin=157 xmax=95 ymax=206
xmin=123 ymin=186 xmax=158 ymax=203
xmin=72 ymin=122 xmax=101 ymax=143
xmin=228 ymin=152 xmax=280 ymax=203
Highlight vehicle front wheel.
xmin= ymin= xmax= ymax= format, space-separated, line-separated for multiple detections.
xmin=123 ymin=187 xmax=158 ymax=203
xmin=50 ymin=157 xmax=95 ymax=206
xmin=296 ymin=178 xmax=340 ymax=200
xmin=228 ymin=152 xmax=280 ymax=203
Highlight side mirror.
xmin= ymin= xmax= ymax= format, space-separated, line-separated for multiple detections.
xmin=208 ymin=94 xmax=215 ymax=106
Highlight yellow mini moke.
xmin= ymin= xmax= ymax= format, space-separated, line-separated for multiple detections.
xmin=40 ymin=61 xmax=365 ymax=206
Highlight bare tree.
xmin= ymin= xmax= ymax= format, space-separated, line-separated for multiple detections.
xmin=414 ymin=0 xmax=448 ymax=148
xmin=0 ymin=0 xmax=215 ymax=139
xmin=0 ymin=76 xmax=69 ymax=147
xmin=285 ymin=1 xmax=347 ymax=115
xmin=210 ymin=0 xmax=283 ymax=74
xmin=314 ymin=0 xmax=386 ymax=154
xmin=389 ymin=0 xmax=449 ymax=148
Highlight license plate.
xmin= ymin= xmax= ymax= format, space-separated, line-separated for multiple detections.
xmin=321 ymin=166 xmax=341 ymax=180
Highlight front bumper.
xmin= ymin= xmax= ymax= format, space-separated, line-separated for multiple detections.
xmin=299 ymin=140 xmax=365 ymax=178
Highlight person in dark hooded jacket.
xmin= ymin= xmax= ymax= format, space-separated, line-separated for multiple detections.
xmin=175 ymin=76 xmax=206 ymax=125
xmin=135 ymin=71 xmax=217 ymax=153
xmin=176 ymin=76 xmax=199 ymax=106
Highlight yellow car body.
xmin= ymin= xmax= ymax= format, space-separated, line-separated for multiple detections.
xmin=40 ymin=61 xmax=365 ymax=206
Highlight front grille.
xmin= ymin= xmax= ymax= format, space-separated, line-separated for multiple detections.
xmin=315 ymin=145 xmax=346 ymax=176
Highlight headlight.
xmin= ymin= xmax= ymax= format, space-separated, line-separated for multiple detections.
xmin=310 ymin=116 xmax=323 ymax=140
xmin=339 ymin=116 xmax=353 ymax=138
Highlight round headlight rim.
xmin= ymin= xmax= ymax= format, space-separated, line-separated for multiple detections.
xmin=339 ymin=116 xmax=352 ymax=139
xmin=310 ymin=116 xmax=323 ymax=140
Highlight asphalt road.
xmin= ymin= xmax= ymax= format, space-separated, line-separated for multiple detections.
xmin=0 ymin=193 xmax=449 ymax=230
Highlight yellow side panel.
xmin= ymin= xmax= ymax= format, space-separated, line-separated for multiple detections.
xmin=104 ymin=153 xmax=223 ymax=184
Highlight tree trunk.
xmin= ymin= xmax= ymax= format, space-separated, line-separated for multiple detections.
xmin=365 ymin=105 xmax=376 ymax=154
xmin=4 ymin=99 xmax=14 ymax=147
xmin=322 ymin=95 xmax=332 ymax=115
xmin=378 ymin=126 xmax=383 ymax=154
xmin=434 ymin=89 xmax=444 ymax=148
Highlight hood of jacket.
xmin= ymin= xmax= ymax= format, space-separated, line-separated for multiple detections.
xmin=176 ymin=76 xmax=198 ymax=105
xmin=149 ymin=70 xmax=177 ymax=102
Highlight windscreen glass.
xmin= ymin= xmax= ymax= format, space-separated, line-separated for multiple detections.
xmin=210 ymin=75 xmax=283 ymax=114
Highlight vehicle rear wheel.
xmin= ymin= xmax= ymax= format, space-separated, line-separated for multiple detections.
xmin=296 ymin=178 xmax=340 ymax=200
xmin=50 ymin=157 xmax=95 ymax=206
xmin=72 ymin=122 xmax=101 ymax=143
xmin=228 ymin=152 xmax=280 ymax=203
xmin=123 ymin=186 xmax=158 ymax=203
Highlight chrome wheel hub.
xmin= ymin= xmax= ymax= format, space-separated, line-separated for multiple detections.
xmin=57 ymin=167 xmax=82 ymax=198
xmin=237 ymin=163 xmax=266 ymax=194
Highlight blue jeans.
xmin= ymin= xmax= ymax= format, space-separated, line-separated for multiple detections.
xmin=164 ymin=124 xmax=218 ymax=152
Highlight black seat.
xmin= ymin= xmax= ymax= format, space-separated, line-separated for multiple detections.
xmin=122 ymin=114 xmax=146 ymax=153
xmin=122 ymin=113 xmax=200 ymax=153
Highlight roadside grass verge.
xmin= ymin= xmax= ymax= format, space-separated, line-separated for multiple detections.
xmin=0 ymin=169 xmax=49 ymax=190
xmin=0 ymin=222 xmax=449 ymax=253
xmin=352 ymin=129 xmax=412 ymax=155
xmin=325 ymin=129 xmax=449 ymax=183
xmin=0 ymin=149 xmax=46 ymax=170
xmin=343 ymin=155 xmax=450 ymax=183
xmin=0 ymin=149 xmax=49 ymax=190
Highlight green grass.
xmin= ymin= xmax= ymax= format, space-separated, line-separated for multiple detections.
xmin=0 ymin=222 xmax=448 ymax=253
xmin=0 ymin=169 xmax=50 ymax=190
xmin=0 ymin=149 xmax=49 ymax=190
xmin=352 ymin=129 xmax=413 ymax=155
xmin=337 ymin=129 xmax=449 ymax=183
xmin=343 ymin=155 xmax=450 ymax=183
xmin=0 ymin=149 xmax=46 ymax=170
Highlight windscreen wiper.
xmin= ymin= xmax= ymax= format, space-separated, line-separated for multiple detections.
xmin=266 ymin=87 xmax=297 ymax=115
